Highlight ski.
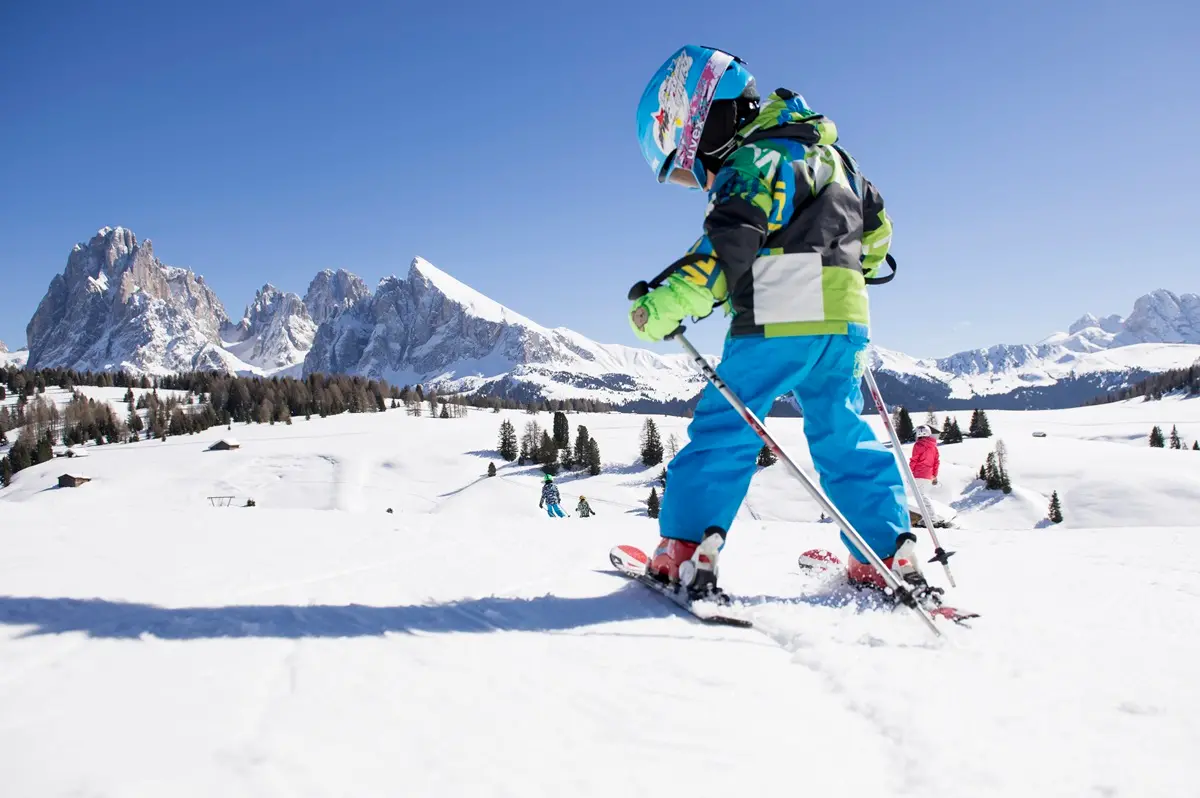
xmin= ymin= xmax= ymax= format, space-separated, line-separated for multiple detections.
xmin=608 ymin=545 xmax=753 ymax=628
xmin=797 ymin=548 xmax=981 ymax=626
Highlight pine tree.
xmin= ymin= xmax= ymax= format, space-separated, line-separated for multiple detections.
xmin=646 ymin=487 xmax=660 ymax=519
xmin=1149 ymin=425 xmax=1166 ymax=447
xmin=552 ymin=411 xmax=570 ymax=449
xmin=640 ymin=418 xmax=664 ymax=467
xmin=950 ymin=418 xmax=964 ymax=443
xmin=439 ymin=404 xmax=450 ymax=419
xmin=36 ymin=431 xmax=53 ymax=465
xmin=538 ymin=431 xmax=558 ymax=470
xmin=573 ymin=425 xmax=591 ymax=465
xmin=756 ymin=443 xmax=777 ymax=467
xmin=487 ymin=462 xmax=497 ymax=477
xmin=973 ymin=410 xmax=993 ymax=438
xmin=587 ymin=438 xmax=602 ymax=476
xmin=1048 ymin=490 xmax=1063 ymax=523
xmin=498 ymin=420 xmax=518 ymax=461
xmin=0 ymin=457 xmax=11 ymax=488
xmin=984 ymin=452 xmax=1000 ymax=490
xmin=1170 ymin=425 xmax=1182 ymax=449
xmin=896 ymin=407 xmax=915 ymax=444
xmin=939 ymin=416 xmax=954 ymax=444
xmin=969 ymin=409 xmax=981 ymax=438
xmin=560 ymin=446 xmax=574 ymax=470
xmin=1193 ymin=441 xmax=1198 ymax=451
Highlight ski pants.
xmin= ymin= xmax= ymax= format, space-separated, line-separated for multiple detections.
xmin=658 ymin=330 xmax=910 ymax=563
xmin=545 ymin=504 xmax=565 ymax=518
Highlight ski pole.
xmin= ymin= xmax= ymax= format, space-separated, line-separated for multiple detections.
xmin=861 ymin=365 xmax=957 ymax=587
xmin=628 ymin=281 xmax=941 ymax=637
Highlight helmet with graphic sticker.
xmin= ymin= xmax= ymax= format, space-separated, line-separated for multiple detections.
xmin=636 ymin=45 xmax=758 ymax=190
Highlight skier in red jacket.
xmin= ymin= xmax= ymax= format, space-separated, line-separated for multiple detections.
xmin=909 ymin=426 xmax=939 ymax=500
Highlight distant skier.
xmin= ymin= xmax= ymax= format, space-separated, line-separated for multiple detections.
xmin=539 ymin=474 xmax=565 ymax=518
xmin=576 ymin=496 xmax=596 ymax=518
xmin=631 ymin=45 xmax=926 ymax=599
xmin=910 ymin=425 xmax=940 ymax=496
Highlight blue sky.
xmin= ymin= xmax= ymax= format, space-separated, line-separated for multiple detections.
xmin=1 ymin=0 xmax=1196 ymax=359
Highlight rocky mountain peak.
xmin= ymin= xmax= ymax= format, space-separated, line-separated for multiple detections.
xmin=304 ymin=269 xmax=370 ymax=325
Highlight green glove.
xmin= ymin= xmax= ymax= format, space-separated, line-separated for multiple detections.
xmin=628 ymin=273 xmax=715 ymax=342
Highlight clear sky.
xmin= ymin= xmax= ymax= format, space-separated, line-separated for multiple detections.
xmin=1 ymin=0 xmax=1197 ymax=359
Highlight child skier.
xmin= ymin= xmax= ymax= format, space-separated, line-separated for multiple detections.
xmin=910 ymin=425 xmax=940 ymax=494
xmin=631 ymin=45 xmax=925 ymax=599
xmin=576 ymin=496 xmax=596 ymax=518
xmin=539 ymin=474 xmax=565 ymax=518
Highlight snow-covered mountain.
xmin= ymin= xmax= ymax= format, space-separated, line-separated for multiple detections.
xmin=25 ymin=227 xmax=240 ymax=374
xmin=871 ymin=290 xmax=1200 ymax=410
xmin=0 ymin=342 xmax=28 ymax=369
xmin=302 ymin=257 xmax=707 ymax=407
xmin=18 ymin=227 xmax=1200 ymax=409
xmin=222 ymin=285 xmax=316 ymax=374
xmin=303 ymin=269 xmax=370 ymax=326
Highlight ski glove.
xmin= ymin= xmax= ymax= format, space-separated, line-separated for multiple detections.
xmin=629 ymin=273 xmax=715 ymax=342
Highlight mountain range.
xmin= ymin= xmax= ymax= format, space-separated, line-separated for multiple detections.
xmin=18 ymin=227 xmax=1200 ymax=411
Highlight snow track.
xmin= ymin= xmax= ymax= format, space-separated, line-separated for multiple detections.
xmin=2 ymin=402 xmax=1199 ymax=795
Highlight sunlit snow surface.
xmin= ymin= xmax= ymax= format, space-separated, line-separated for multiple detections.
xmin=1 ymin=399 xmax=1198 ymax=796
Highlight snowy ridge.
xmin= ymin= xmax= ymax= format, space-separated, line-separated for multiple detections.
xmin=17 ymin=227 xmax=1200 ymax=409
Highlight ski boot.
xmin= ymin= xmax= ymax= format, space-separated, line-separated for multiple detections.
xmin=846 ymin=532 xmax=946 ymax=609
xmin=647 ymin=527 xmax=729 ymax=604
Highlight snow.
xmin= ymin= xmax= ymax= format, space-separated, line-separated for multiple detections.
xmin=2 ymin=399 xmax=1200 ymax=795
xmin=409 ymin=256 xmax=536 ymax=327
xmin=0 ymin=348 xmax=29 ymax=368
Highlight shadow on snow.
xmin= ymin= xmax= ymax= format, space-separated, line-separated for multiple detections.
xmin=0 ymin=586 xmax=679 ymax=641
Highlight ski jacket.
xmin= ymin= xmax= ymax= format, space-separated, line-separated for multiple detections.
xmin=909 ymin=437 xmax=939 ymax=480
xmin=672 ymin=91 xmax=892 ymax=338
xmin=576 ymin=500 xmax=595 ymax=518
xmin=540 ymin=483 xmax=561 ymax=506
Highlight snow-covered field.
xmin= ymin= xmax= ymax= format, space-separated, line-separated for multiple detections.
xmin=2 ymin=397 xmax=1199 ymax=796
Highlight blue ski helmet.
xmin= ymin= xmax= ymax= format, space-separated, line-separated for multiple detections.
xmin=636 ymin=45 xmax=756 ymax=190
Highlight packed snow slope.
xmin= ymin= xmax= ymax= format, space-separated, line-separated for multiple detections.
xmin=2 ymin=400 xmax=1199 ymax=796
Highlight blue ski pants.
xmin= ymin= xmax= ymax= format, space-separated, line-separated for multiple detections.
xmin=545 ymin=504 xmax=565 ymax=518
xmin=658 ymin=331 xmax=909 ymax=563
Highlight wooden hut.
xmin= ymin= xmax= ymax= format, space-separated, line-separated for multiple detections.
xmin=58 ymin=474 xmax=91 ymax=488
xmin=208 ymin=438 xmax=241 ymax=451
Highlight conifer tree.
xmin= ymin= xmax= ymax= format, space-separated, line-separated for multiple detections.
xmin=984 ymin=452 xmax=1000 ymax=490
xmin=587 ymin=438 xmax=602 ymax=476
xmin=1170 ymin=425 xmax=1182 ymax=449
xmin=940 ymin=416 xmax=955 ymax=444
xmin=1048 ymin=490 xmax=1063 ymax=523
xmin=1193 ymin=441 xmax=1198 ymax=451
xmin=553 ymin=411 xmax=570 ymax=449
xmin=647 ymin=487 xmax=660 ymax=519
xmin=896 ymin=407 xmax=915 ymax=444
xmin=974 ymin=410 xmax=993 ymax=438
xmin=36 ymin=431 xmax=53 ymax=464
xmin=573 ymin=425 xmax=591 ymax=465
xmin=640 ymin=418 xmax=664 ymax=467
xmin=538 ymin=431 xmax=558 ymax=470
xmin=487 ymin=462 xmax=497 ymax=477
xmin=498 ymin=420 xmax=518 ymax=461
xmin=440 ymin=404 xmax=450 ymax=419
xmin=1149 ymin=425 xmax=1166 ymax=447
xmin=969 ymin=409 xmax=981 ymax=438
xmin=0 ymin=457 xmax=11 ymax=488
xmin=560 ymin=446 xmax=574 ymax=470
xmin=757 ymin=443 xmax=777 ymax=467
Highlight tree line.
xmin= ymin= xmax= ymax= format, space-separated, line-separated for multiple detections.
xmin=1087 ymin=363 xmax=1200 ymax=404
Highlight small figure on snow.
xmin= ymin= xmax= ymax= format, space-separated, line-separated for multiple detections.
xmin=539 ymin=474 xmax=565 ymax=518
xmin=910 ymin=425 xmax=940 ymax=497
xmin=576 ymin=496 xmax=596 ymax=518
xmin=631 ymin=46 xmax=927 ymax=599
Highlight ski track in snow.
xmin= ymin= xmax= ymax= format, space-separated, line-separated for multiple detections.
xmin=2 ymin=400 xmax=1200 ymax=795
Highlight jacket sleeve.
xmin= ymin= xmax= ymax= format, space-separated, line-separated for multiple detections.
xmin=932 ymin=447 xmax=940 ymax=479
xmin=860 ymin=178 xmax=893 ymax=280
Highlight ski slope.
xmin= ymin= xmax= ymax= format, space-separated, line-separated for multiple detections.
xmin=2 ymin=399 xmax=1199 ymax=796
